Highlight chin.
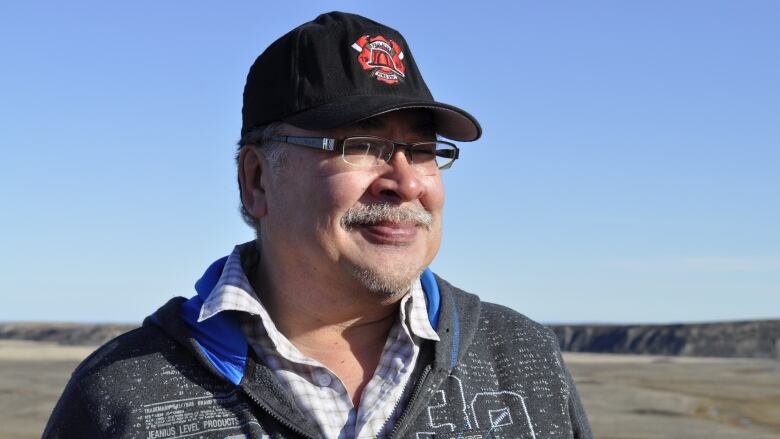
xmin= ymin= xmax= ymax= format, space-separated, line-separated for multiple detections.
xmin=348 ymin=263 xmax=424 ymax=299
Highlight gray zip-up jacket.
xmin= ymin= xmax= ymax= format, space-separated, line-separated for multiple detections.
xmin=44 ymin=275 xmax=592 ymax=438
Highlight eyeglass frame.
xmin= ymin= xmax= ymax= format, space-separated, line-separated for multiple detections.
xmin=268 ymin=135 xmax=460 ymax=170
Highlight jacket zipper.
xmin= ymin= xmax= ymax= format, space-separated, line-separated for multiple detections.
xmin=241 ymin=386 xmax=317 ymax=439
xmin=388 ymin=364 xmax=432 ymax=439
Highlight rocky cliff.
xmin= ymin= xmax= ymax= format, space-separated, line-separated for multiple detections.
xmin=3 ymin=320 xmax=780 ymax=359
xmin=550 ymin=319 xmax=780 ymax=359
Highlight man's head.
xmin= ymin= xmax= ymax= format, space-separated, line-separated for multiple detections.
xmin=236 ymin=12 xmax=480 ymax=298
xmin=241 ymin=11 xmax=480 ymax=142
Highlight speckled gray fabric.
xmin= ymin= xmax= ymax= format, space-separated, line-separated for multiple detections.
xmin=45 ymin=275 xmax=592 ymax=439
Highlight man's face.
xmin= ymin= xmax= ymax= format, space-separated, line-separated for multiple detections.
xmin=251 ymin=110 xmax=445 ymax=299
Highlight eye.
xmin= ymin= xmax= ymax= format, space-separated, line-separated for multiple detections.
xmin=344 ymin=138 xmax=390 ymax=154
xmin=341 ymin=137 xmax=393 ymax=166
xmin=409 ymin=141 xmax=459 ymax=171
xmin=408 ymin=143 xmax=437 ymax=162
xmin=342 ymin=141 xmax=373 ymax=156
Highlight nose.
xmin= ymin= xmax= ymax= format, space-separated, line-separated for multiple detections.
xmin=368 ymin=149 xmax=425 ymax=202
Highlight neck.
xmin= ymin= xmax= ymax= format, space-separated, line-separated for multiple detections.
xmin=248 ymin=247 xmax=408 ymax=351
xmin=250 ymin=253 xmax=409 ymax=405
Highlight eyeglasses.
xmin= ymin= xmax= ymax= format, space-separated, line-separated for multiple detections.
xmin=269 ymin=135 xmax=460 ymax=174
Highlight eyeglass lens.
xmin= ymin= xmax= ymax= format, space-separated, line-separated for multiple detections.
xmin=341 ymin=137 xmax=456 ymax=174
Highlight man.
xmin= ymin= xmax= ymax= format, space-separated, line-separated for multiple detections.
xmin=46 ymin=11 xmax=591 ymax=439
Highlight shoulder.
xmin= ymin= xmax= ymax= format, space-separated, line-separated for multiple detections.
xmin=46 ymin=299 xmax=231 ymax=437
xmin=427 ymin=276 xmax=593 ymax=437
xmin=475 ymin=300 xmax=563 ymax=360
xmin=436 ymin=274 xmax=562 ymax=355
xmin=70 ymin=323 xmax=178 ymax=382
xmin=68 ymin=298 xmax=215 ymax=397
xmin=71 ymin=297 xmax=195 ymax=380
xmin=62 ymin=320 xmax=200 ymax=420
xmin=45 ymin=323 xmax=181 ymax=438
xmin=481 ymin=301 xmax=560 ymax=345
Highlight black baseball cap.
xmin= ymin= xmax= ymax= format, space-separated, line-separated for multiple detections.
xmin=241 ymin=11 xmax=481 ymax=141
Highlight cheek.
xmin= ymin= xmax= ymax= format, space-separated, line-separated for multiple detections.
xmin=422 ymin=175 xmax=446 ymax=212
xmin=312 ymin=172 xmax=374 ymax=227
xmin=424 ymin=177 xmax=445 ymax=250
xmin=320 ymin=169 xmax=374 ymax=203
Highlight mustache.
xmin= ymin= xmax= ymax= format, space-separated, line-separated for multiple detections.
xmin=341 ymin=203 xmax=434 ymax=230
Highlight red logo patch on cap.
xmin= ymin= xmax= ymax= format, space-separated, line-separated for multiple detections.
xmin=351 ymin=35 xmax=406 ymax=85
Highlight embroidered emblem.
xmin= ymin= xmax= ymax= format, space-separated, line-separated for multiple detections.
xmin=351 ymin=35 xmax=406 ymax=84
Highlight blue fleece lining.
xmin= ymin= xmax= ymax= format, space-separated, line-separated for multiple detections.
xmin=180 ymin=293 xmax=247 ymax=385
xmin=420 ymin=268 xmax=440 ymax=329
xmin=178 ymin=257 xmax=442 ymax=384
xmin=180 ymin=256 xmax=247 ymax=385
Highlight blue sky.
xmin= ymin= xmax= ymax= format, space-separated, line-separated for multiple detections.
xmin=1 ymin=1 xmax=778 ymax=324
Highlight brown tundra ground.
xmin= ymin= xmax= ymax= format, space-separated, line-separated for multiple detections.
xmin=2 ymin=339 xmax=779 ymax=439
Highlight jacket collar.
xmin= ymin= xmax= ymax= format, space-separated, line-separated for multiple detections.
xmin=146 ymin=252 xmax=481 ymax=384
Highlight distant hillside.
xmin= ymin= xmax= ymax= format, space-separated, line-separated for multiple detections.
xmin=550 ymin=319 xmax=780 ymax=359
xmin=0 ymin=322 xmax=137 ymax=346
xmin=3 ymin=320 xmax=780 ymax=359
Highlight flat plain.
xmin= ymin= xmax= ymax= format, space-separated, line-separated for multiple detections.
xmin=1 ymin=340 xmax=779 ymax=439
xmin=568 ymin=353 xmax=780 ymax=438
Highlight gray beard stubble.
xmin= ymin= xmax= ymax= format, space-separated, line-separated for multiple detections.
xmin=340 ymin=203 xmax=434 ymax=297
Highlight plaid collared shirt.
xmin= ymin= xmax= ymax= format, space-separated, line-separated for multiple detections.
xmin=198 ymin=246 xmax=439 ymax=439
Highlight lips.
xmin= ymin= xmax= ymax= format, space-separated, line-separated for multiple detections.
xmin=359 ymin=221 xmax=419 ymax=245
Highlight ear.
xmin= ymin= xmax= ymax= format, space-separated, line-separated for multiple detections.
xmin=238 ymin=146 xmax=268 ymax=219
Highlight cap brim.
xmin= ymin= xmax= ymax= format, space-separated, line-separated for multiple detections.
xmin=281 ymin=95 xmax=481 ymax=142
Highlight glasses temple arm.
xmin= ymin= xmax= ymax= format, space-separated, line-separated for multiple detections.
xmin=270 ymin=135 xmax=338 ymax=151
